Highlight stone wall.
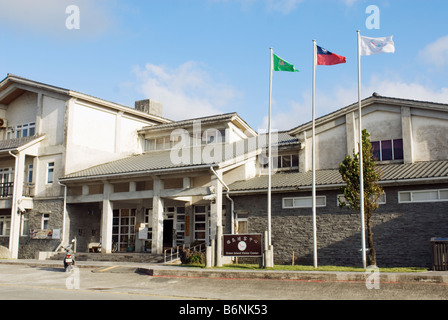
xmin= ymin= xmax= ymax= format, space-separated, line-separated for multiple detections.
xmin=67 ymin=202 xmax=102 ymax=253
xmin=19 ymin=198 xmax=64 ymax=259
xmin=233 ymin=183 xmax=448 ymax=268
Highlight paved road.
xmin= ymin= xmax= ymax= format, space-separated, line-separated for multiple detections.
xmin=1 ymin=264 xmax=447 ymax=301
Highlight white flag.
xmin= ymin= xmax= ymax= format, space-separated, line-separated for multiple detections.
xmin=360 ymin=35 xmax=395 ymax=56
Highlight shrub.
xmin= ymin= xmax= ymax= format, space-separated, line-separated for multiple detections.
xmin=180 ymin=248 xmax=205 ymax=265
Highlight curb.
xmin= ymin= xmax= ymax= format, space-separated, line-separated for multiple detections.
xmin=136 ymin=267 xmax=448 ymax=285
xmin=2 ymin=259 xmax=448 ymax=285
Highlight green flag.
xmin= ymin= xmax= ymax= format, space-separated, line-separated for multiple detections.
xmin=273 ymin=53 xmax=299 ymax=72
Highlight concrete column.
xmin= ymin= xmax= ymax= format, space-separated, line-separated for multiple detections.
xmin=296 ymin=131 xmax=307 ymax=173
xmin=101 ymin=182 xmax=114 ymax=253
xmin=9 ymin=151 xmax=26 ymax=259
xmin=401 ymin=106 xmax=413 ymax=164
xmin=152 ymin=177 xmax=164 ymax=254
xmin=210 ymin=172 xmax=223 ymax=266
xmin=135 ymin=205 xmax=145 ymax=252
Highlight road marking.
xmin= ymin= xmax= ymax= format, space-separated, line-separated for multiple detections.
xmin=96 ymin=265 xmax=120 ymax=273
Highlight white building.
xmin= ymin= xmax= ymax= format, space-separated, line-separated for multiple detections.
xmin=0 ymin=74 xmax=170 ymax=258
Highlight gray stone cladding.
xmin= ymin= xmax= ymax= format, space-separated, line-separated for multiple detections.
xmin=233 ymin=183 xmax=448 ymax=268
xmin=18 ymin=199 xmax=64 ymax=259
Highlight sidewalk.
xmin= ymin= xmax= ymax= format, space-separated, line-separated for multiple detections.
xmin=1 ymin=258 xmax=448 ymax=285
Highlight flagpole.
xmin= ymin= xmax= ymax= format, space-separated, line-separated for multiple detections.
xmin=357 ymin=30 xmax=367 ymax=269
xmin=312 ymin=40 xmax=318 ymax=268
xmin=267 ymin=47 xmax=273 ymax=250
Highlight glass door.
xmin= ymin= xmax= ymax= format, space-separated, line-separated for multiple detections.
xmin=112 ymin=208 xmax=136 ymax=252
xmin=194 ymin=205 xmax=209 ymax=243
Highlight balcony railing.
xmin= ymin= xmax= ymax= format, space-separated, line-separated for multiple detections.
xmin=0 ymin=182 xmax=13 ymax=198
xmin=0 ymin=182 xmax=35 ymax=198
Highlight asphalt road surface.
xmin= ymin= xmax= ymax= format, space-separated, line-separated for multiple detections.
xmin=0 ymin=264 xmax=447 ymax=304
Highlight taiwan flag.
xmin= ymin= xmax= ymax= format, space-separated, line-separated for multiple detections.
xmin=316 ymin=45 xmax=346 ymax=65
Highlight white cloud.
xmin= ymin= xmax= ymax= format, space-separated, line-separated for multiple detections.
xmin=265 ymin=0 xmax=303 ymax=14
xmin=134 ymin=62 xmax=241 ymax=121
xmin=210 ymin=0 xmax=302 ymax=14
xmin=419 ymin=35 xmax=448 ymax=69
xmin=0 ymin=0 xmax=114 ymax=38
xmin=342 ymin=0 xmax=359 ymax=6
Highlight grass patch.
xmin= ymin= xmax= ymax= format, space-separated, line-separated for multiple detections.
xmin=204 ymin=263 xmax=427 ymax=273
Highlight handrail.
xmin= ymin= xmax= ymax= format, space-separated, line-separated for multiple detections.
xmin=164 ymin=242 xmax=206 ymax=263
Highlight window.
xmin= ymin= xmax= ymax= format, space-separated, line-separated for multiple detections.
xmin=203 ymin=129 xmax=225 ymax=144
xmin=27 ymin=164 xmax=33 ymax=183
xmin=371 ymin=139 xmax=403 ymax=161
xmin=47 ymin=162 xmax=55 ymax=184
xmin=144 ymin=134 xmax=183 ymax=151
xmin=277 ymin=154 xmax=299 ymax=169
xmin=8 ymin=122 xmax=36 ymax=139
xmin=398 ymin=189 xmax=448 ymax=203
xmin=42 ymin=214 xmax=50 ymax=230
xmin=337 ymin=193 xmax=386 ymax=206
xmin=21 ymin=214 xmax=29 ymax=236
xmin=283 ymin=196 xmax=326 ymax=209
xmin=0 ymin=216 xmax=11 ymax=236
xmin=236 ymin=212 xmax=248 ymax=234
xmin=0 ymin=168 xmax=14 ymax=198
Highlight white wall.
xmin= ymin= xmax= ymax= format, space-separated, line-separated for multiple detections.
xmin=412 ymin=115 xmax=448 ymax=161
xmin=6 ymin=91 xmax=37 ymax=129
xmin=39 ymin=95 xmax=66 ymax=147
xmin=65 ymin=99 xmax=153 ymax=174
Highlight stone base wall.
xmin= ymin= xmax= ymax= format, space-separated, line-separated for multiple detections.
xmin=233 ymin=183 xmax=448 ymax=268
xmin=19 ymin=198 xmax=64 ymax=259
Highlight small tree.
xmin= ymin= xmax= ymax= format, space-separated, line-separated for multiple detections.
xmin=338 ymin=129 xmax=383 ymax=266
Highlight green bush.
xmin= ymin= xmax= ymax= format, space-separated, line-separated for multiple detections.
xmin=180 ymin=248 xmax=205 ymax=265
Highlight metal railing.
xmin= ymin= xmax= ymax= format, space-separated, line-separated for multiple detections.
xmin=0 ymin=182 xmax=35 ymax=198
xmin=0 ymin=182 xmax=13 ymax=198
xmin=164 ymin=242 xmax=206 ymax=264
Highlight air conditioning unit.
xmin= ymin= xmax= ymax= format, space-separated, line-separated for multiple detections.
xmin=0 ymin=119 xmax=7 ymax=128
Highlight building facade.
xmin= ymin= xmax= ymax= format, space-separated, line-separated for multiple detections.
xmin=1 ymin=74 xmax=447 ymax=268
xmin=0 ymin=74 xmax=170 ymax=258
xmin=230 ymin=94 xmax=448 ymax=267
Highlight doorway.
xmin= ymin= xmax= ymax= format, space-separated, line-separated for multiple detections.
xmin=112 ymin=208 xmax=136 ymax=252
xmin=163 ymin=219 xmax=173 ymax=249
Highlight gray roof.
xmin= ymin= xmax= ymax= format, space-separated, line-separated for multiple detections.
xmin=229 ymin=160 xmax=448 ymax=192
xmin=0 ymin=135 xmax=45 ymax=152
xmin=139 ymin=112 xmax=238 ymax=132
xmin=289 ymin=93 xmax=448 ymax=135
xmin=61 ymin=139 xmax=263 ymax=180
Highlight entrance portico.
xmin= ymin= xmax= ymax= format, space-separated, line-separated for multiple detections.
xmin=63 ymin=169 xmax=228 ymax=255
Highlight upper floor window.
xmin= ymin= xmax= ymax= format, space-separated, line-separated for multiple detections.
xmin=278 ymin=154 xmax=299 ymax=169
xmin=47 ymin=162 xmax=55 ymax=184
xmin=371 ymin=139 xmax=403 ymax=161
xmin=42 ymin=213 xmax=50 ymax=230
xmin=144 ymin=129 xmax=226 ymax=152
xmin=7 ymin=122 xmax=36 ymax=140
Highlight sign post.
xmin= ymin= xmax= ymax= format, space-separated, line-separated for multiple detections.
xmin=223 ymin=234 xmax=263 ymax=257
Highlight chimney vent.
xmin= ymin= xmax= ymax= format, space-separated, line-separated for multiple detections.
xmin=135 ymin=99 xmax=163 ymax=117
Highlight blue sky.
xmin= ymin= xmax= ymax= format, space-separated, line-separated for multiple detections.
xmin=0 ymin=0 xmax=447 ymax=131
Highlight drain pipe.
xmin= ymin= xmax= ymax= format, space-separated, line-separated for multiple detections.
xmin=56 ymin=180 xmax=68 ymax=252
xmin=210 ymin=167 xmax=235 ymax=234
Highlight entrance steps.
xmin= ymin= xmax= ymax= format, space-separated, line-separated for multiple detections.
xmin=47 ymin=252 xmax=164 ymax=264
